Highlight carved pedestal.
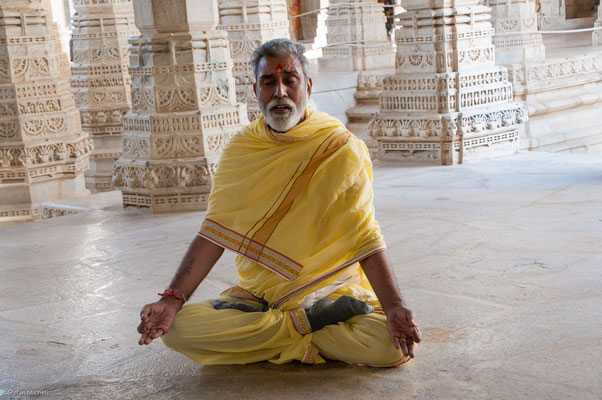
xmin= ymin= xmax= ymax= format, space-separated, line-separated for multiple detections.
xmin=218 ymin=0 xmax=290 ymax=122
xmin=0 ymin=0 xmax=91 ymax=224
xmin=112 ymin=0 xmax=248 ymax=213
xmin=369 ymin=0 xmax=527 ymax=165
xmin=489 ymin=0 xmax=545 ymax=64
xmin=318 ymin=0 xmax=394 ymax=72
xmin=71 ymin=0 xmax=138 ymax=193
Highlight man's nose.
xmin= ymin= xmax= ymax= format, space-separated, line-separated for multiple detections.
xmin=274 ymin=81 xmax=286 ymax=98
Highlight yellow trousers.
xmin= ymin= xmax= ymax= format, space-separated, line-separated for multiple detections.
xmin=162 ymin=295 xmax=410 ymax=367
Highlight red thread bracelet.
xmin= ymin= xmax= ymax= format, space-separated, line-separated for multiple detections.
xmin=158 ymin=289 xmax=187 ymax=304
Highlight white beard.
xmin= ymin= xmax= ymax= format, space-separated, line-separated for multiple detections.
xmin=260 ymin=95 xmax=307 ymax=133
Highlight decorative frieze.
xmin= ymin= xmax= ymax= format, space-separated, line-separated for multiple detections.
xmin=217 ymin=0 xmax=291 ymax=121
xmin=318 ymin=0 xmax=394 ymax=72
xmin=0 ymin=0 xmax=90 ymax=224
xmin=70 ymin=0 xmax=138 ymax=192
xmin=508 ymin=53 xmax=602 ymax=91
xmin=369 ymin=1 xmax=526 ymax=165
xmin=112 ymin=0 xmax=248 ymax=213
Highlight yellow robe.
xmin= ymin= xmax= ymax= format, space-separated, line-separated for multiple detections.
xmin=162 ymin=110 xmax=409 ymax=366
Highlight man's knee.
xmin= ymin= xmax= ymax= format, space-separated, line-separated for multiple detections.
xmin=312 ymin=313 xmax=407 ymax=365
xmin=359 ymin=338 xmax=408 ymax=366
xmin=351 ymin=315 xmax=413 ymax=366
xmin=160 ymin=302 xmax=213 ymax=351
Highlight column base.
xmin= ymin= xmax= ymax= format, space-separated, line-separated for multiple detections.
xmin=113 ymin=157 xmax=218 ymax=213
xmin=119 ymin=191 xmax=211 ymax=213
xmin=376 ymin=129 xmax=520 ymax=165
xmin=0 ymin=172 xmax=89 ymax=224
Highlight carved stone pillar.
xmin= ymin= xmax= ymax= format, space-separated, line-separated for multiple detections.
xmin=593 ymin=3 xmax=602 ymax=45
xmin=318 ymin=0 xmax=395 ymax=72
xmin=71 ymin=0 xmax=138 ymax=193
xmin=369 ymin=0 xmax=527 ymax=165
xmin=112 ymin=0 xmax=249 ymax=213
xmin=217 ymin=0 xmax=290 ymax=122
xmin=0 ymin=0 xmax=92 ymax=224
xmin=488 ymin=0 xmax=545 ymax=64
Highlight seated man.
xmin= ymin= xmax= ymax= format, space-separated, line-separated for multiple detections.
xmin=137 ymin=38 xmax=421 ymax=366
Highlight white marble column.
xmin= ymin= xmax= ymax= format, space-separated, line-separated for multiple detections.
xmin=369 ymin=0 xmax=527 ymax=165
xmin=217 ymin=0 xmax=290 ymax=121
xmin=318 ymin=0 xmax=394 ymax=72
xmin=0 ymin=0 xmax=91 ymax=224
xmin=488 ymin=0 xmax=545 ymax=64
xmin=71 ymin=0 xmax=138 ymax=192
xmin=112 ymin=0 xmax=249 ymax=213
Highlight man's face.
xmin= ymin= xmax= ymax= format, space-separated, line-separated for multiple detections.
xmin=253 ymin=54 xmax=312 ymax=132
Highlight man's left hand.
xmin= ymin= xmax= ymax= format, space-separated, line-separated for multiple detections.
xmin=385 ymin=305 xmax=421 ymax=358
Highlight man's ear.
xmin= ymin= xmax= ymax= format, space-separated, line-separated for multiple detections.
xmin=307 ymin=77 xmax=312 ymax=98
xmin=253 ymin=82 xmax=257 ymax=97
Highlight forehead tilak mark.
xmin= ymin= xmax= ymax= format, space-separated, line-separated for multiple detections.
xmin=275 ymin=64 xmax=283 ymax=77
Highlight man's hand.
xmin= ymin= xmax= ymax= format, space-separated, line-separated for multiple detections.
xmin=136 ymin=236 xmax=224 ymax=345
xmin=385 ymin=304 xmax=421 ymax=358
xmin=359 ymin=251 xmax=422 ymax=359
xmin=137 ymin=298 xmax=181 ymax=345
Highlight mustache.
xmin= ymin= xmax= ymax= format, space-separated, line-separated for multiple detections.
xmin=267 ymin=98 xmax=296 ymax=109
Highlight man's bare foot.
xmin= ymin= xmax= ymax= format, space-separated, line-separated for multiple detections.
xmin=306 ymin=295 xmax=373 ymax=332
xmin=212 ymin=299 xmax=268 ymax=313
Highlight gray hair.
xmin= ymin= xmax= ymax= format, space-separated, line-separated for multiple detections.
xmin=250 ymin=38 xmax=309 ymax=82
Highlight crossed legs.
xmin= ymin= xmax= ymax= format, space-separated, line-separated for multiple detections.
xmin=162 ymin=295 xmax=407 ymax=366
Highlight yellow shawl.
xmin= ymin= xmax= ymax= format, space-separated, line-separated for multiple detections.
xmin=198 ymin=110 xmax=385 ymax=310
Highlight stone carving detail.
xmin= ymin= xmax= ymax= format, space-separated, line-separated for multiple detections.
xmin=217 ymin=0 xmax=290 ymax=121
xmin=154 ymin=136 xmax=204 ymax=158
xmin=112 ymin=162 xmax=216 ymax=190
xmin=369 ymin=1 xmax=527 ymax=165
xmin=71 ymin=0 xmax=138 ymax=193
xmin=112 ymin=0 xmax=249 ymax=213
xmin=0 ymin=0 xmax=91 ymax=224
xmin=40 ymin=205 xmax=80 ymax=220
xmin=318 ymin=0 xmax=394 ymax=72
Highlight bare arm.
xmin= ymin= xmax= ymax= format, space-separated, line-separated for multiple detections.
xmin=167 ymin=235 xmax=225 ymax=303
xmin=137 ymin=235 xmax=224 ymax=345
xmin=360 ymin=250 xmax=421 ymax=358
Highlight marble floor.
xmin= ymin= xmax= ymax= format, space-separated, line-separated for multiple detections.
xmin=1 ymin=151 xmax=601 ymax=400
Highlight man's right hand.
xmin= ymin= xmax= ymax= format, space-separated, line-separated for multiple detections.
xmin=137 ymin=236 xmax=224 ymax=345
xmin=137 ymin=298 xmax=181 ymax=345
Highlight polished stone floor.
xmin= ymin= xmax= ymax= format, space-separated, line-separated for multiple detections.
xmin=1 ymin=151 xmax=601 ymax=400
